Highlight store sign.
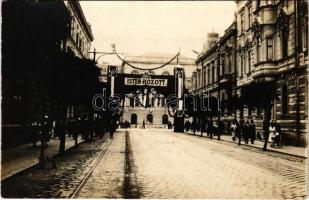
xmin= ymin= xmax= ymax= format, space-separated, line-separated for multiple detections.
xmin=124 ymin=77 xmax=168 ymax=87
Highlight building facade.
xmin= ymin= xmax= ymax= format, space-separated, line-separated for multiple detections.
xmin=115 ymin=53 xmax=196 ymax=128
xmin=193 ymin=0 xmax=308 ymax=146
xmin=194 ymin=22 xmax=237 ymax=131
xmin=64 ymin=1 xmax=94 ymax=59
xmin=2 ymin=1 xmax=94 ymax=148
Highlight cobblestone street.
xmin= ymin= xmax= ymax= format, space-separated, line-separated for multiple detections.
xmin=1 ymin=129 xmax=307 ymax=199
xmin=130 ymin=129 xmax=307 ymax=199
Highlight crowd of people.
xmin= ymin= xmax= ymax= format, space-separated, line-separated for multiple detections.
xmin=184 ymin=118 xmax=283 ymax=149
xmin=25 ymin=112 xmax=120 ymax=152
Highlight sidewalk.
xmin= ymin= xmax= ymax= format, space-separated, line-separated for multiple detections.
xmin=183 ymin=130 xmax=307 ymax=158
xmin=1 ymin=137 xmax=84 ymax=181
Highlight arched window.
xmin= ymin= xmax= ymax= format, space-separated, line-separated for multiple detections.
xmin=131 ymin=70 xmax=139 ymax=75
xmin=131 ymin=113 xmax=137 ymax=124
xmin=162 ymin=71 xmax=170 ymax=76
xmin=162 ymin=114 xmax=168 ymax=124
xmin=147 ymin=114 xmax=153 ymax=124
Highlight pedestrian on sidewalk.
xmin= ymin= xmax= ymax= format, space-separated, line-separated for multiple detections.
xmin=235 ymin=119 xmax=241 ymax=146
xmin=73 ymin=117 xmax=81 ymax=147
xmin=213 ymin=121 xmax=218 ymax=138
xmin=30 ymin=121 xmax=39 ymax=147
xmin=239 ymin=119 xmax=245 ymax=144
xmin=55 ymin=118 xmax=66 ymax=155
xmin=110 ymin=112 xmax=118 ymax=139
xmin=67 ymin=117 xmax=74 ymax=138
xmin=230 ymin=119 xmax=237 ymax=141
xmin=269 ymin=120 xmax=276 ymax=147
xmin=243 ymin=120 xmax=250 ymax=144
xmin=217 ymin=120 xmax=223 ymax=140
xmin=274 ymin=120 xmax=281 ymax=147
xmin=207 ymin=118 xmax=213 ymax=139
xmin=249 ymin=119 xmax=256 ymax=144
xmin=142 ymin=120 xmax=146 ymax=129
xmin=185 ymin=120 xmax=191 ymax=132
xmin=262 ymin=119 xmax=270 ymax=151
xmin=200 ymin=118 xmax=206 ymax=137
xmin=192 ymin=119 xmax=198 ymax=135
xmin=39 ymin=115 xmax=51 ymax=168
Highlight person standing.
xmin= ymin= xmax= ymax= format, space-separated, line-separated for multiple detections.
xmin=207 ymin=118 xmax=214 ymax=139
xmin=142 ymin=120 xmax=146 ymax=129
xmin=192 ymin=119 xmax=197 ymax=135
xmin=243 ymin=120 xmax=250 ymax=144
xmin=230 ymin=119 xmax=237 ymax=141
xmin=73 ymin=117 xmax=81 ymax=146
xmin=56 ymin=119 xmax=66 ymax=155
xmin=110 ymin=112 xmax=118 ymax=139
xmin=235 ymin=120 xmax=241 ymax=146
xmin=39 ymin=115 xmax=51 ymax=168
xmin=274 ymin=120 xmax=281 ymax=147
xmin=269 ymin=120 xmax=276 ymax=147
xmin=262 ymin=119 xmax=270 ymax=151
xmin=249 ymin=120 xmax=256 ymax=144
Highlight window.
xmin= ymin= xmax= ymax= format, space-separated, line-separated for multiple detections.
xmin=207 ymin=67 xmax=210 ymax=85
xmin=266 ymin=38 xmax=273 ymax=61
xmin=240 ymin=55 xmax=244 ymax=77
xmin=214 ymin=64 xmax=217 ymax=82
xmin=248 ymin=6 xmax=252 ymax=28
xmin=162 ymin=71 xmax=170 ymax=76
xmin=301 ymin=14 xmax=308 ymax=51
xmin=203 ymin=66 xmax=206 ymax=86
xmin=147 ymin=114 xmax=153 ymax=123
xmin=221 ymin=58 xmax=225 ymax=75
xmin=241 ymin=13 xmax=245 ymax=33
xmin=162 ymin=114 xmax=168 ymax=124
xmin=212 ymin=65 xmax=215 ymax=83
xmin=281 ymin=84 xmax=288 ymax=115
xmin=281 ymin=19 xmax=289 ymax=58
xmin=256 ymin=38 xmax=261 ymax=62
xmin=266 ymin=0 xmax=274 ymax=5
xmin=75 ymin=33 xmax=79 ymax=44
xmin=131 ymin=113 xmax=137 ymax=124
xmin=210 ymin=66 xmax=213 ymax=83
xmin=248 ymin=51 xmax=251 ymax=73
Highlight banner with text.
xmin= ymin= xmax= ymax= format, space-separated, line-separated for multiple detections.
xmin=124 ymin=77 xmax=168 ymax=87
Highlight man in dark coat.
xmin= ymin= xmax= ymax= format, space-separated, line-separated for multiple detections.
xmin=249 ymin=119 xmax=256 ymax=144
xmin=235 ymin=120 xmax=241 ymax=146
xmin=72 ymin=117 xmax=81 ymax=146
xmin=110 ymin=112 xmax=118 ymax=139
xmin=39 ymin=115 xmax=51 ymax=167
xmin=56 ymin=119 xmax=66 ymax=155
xmin=207 ymin=119 xmax=214 ymax=139
xmin=243 ymin=120 xmax=250 ymax=144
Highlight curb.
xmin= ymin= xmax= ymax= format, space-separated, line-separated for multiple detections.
xmin=182 ymin=132 xmax=307 ymax=159
xmin=1 ymin=139 xmax=86 ymax=183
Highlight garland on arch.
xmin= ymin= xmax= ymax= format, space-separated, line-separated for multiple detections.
xmin=112 ymin=45 xmax=180 ymax=71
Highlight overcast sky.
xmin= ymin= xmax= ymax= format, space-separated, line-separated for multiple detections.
xmin=80 ymin=1 xmax=236 ymax=64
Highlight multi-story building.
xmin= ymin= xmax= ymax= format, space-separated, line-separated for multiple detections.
xmin=2 ymin=1 xmax=94 ymax=147
xmin=64 ymin=1 xmax=94 ymax=59
xmin=194 ymin=22 xmax=237 ymax=130
xmin=193 ymin=0 xmax=308 ymax=146
xmin=234 ymin=0 xmax=308 ymax=145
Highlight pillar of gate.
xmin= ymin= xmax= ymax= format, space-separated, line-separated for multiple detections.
xmin=174 ymin=67 xmax=184 ymax=132
xmin=108 ymin=65 xmax=117 ymax=97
